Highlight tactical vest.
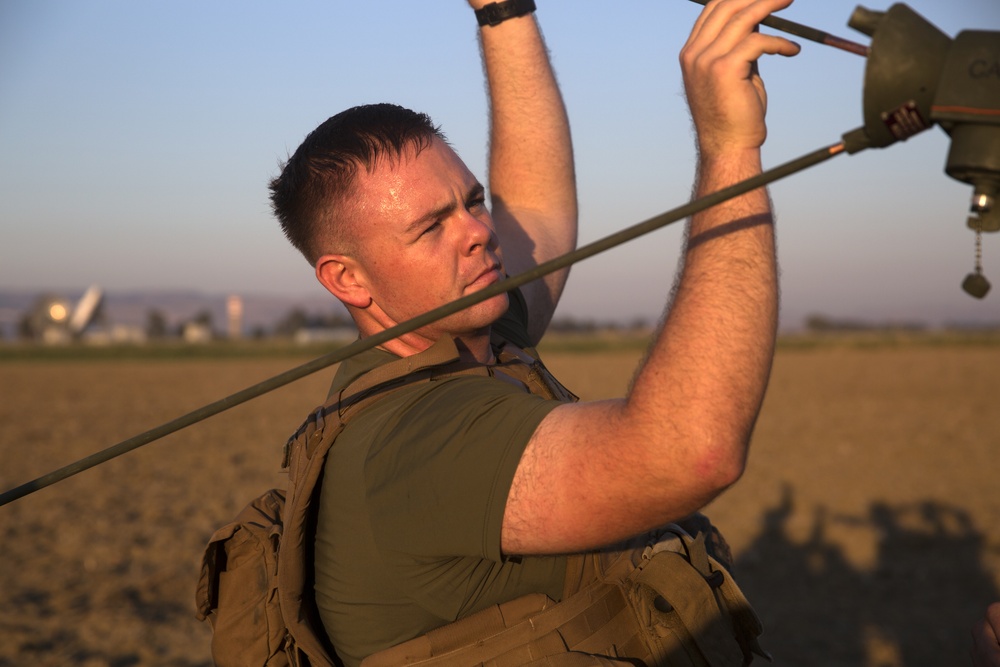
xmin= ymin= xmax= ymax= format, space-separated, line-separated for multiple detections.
xmin=196 ymin=335 xmax=767 ymax=667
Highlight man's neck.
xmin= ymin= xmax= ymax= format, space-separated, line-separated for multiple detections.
xmin=373 ymin=329 xmax=495 ymax=364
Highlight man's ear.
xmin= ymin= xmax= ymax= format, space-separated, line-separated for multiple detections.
xmin=315 ymin=254 xmax=372 ymax=308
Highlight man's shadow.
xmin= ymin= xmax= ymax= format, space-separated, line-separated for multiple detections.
xmin=729 ymin=485 xmax=999 ymax=666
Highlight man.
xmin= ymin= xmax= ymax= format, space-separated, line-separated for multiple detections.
xmin=268 ymin=0 xmax=800 ymax=663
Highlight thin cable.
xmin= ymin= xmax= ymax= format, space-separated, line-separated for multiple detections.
xmin=0 ymin=141 xmax=846 ymax=508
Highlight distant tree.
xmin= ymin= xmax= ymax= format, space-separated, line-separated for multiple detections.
xmin=192 ymin=309 xmax=214 ymax=327
xmin=17 ymin=312 xmax=35 ymax=340
xmin=274 ymin=307 xmax=310 ymax=336
xmin=324 ymin=311 xmax=356 ymax=329
xmin=549 ymin=316 xmax=598 ymax=333
xmin=146 ymin=309 xmax=169 ymax=339
xmin=805 ymin=314 xmax=834 ymax=332
xmin=805 ymin=314 xmax=874 ymax=332
xmin=627 ymin=317 xmax=652 ymax=332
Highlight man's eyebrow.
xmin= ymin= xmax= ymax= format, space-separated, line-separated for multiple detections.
xmin=404 ymin=182 xmax=486 ymax=234
xmin=404 ymin=201 xmax=455 ymax=235
xmin=467 ymin=182 xmax=486 ymax=201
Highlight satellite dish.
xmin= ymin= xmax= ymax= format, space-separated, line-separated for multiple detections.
xmin=69 ymin=285 xmax=103 ymax=335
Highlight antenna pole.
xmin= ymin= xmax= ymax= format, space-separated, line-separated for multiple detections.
xmin=0 ymin=141 xmax=846 ymax=508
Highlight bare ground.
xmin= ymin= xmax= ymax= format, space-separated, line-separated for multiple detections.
xmin=1 ymin=339 xmax=998 ymax=666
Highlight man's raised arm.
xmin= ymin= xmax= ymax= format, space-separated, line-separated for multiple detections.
xmin=469 ymin=1 xmax=578 ymax=343
xmin=501 ymin=0 xmax=800 ymax=556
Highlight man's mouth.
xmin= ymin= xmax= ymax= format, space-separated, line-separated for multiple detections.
xmin=467 ymin=264 xmax=502 ymax=291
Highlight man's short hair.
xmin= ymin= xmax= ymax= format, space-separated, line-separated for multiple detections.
xmin=269 ymin=103 xmax=445 ymax=264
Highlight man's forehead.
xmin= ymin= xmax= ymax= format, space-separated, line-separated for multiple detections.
xmin=354 ymin=138 xmax=477 ymax=207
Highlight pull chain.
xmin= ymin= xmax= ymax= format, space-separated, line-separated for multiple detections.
xmin=974 ymin=223 xmax=984 ymax=275
xmin=962 ymin=217 xmax=991 ymax=298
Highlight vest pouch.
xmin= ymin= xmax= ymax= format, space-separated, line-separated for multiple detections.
xmin=617 ymin=531 xmax=768 ymax=667
xmin=197 ymin=489 xmax=294 ymax=667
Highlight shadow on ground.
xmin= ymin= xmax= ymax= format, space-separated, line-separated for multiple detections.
xmin=731 ymin=485 xmax=999 ymax=666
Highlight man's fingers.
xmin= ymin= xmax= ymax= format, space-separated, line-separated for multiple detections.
xmin=690 ymin=0 xmax=794 ymax=44
xmin=689 ymin=31 xmax=799 ymax=88
xmin=680 ymin=0 xmax=800 ymax=155
xmin=690 ymin=0 xmax=798 ymax=54
xmin=685 ymin=0 xmax=800 ymax=72
xmin=741 ymin=31 xmax=802 ymax=60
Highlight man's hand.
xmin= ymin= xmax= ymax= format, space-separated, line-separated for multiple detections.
xmin=681 ymin=0 xmax=800 ymax=157
xmin=973 ymin=602 xmax=1000 ymax=667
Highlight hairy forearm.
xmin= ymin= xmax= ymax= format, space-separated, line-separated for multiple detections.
xmin=473 ymin=7 xmax=577 ymax=341
xmin=505 ymin=150 xmax=780 ymax=554
xmin=629 ymin=149 xmax=777 ymax=484
xmin=477 ymin=17 xmax=575 ymax=216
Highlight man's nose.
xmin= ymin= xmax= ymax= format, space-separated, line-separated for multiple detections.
xmin=463 ymin=212 xmax=496 ymax=254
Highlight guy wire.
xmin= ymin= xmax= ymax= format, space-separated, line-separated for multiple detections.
xmin=0 ymin=141 xmax=846 ymax=508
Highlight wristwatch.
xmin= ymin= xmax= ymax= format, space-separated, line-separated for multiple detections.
xmin=475 ymin=0 xmax=537 ymax=27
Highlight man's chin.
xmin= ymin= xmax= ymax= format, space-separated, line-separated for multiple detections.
xmin=481 ymin=292 xmax=511 ymax=323
xmin=451 ymin=292 xmax=509 ymax=332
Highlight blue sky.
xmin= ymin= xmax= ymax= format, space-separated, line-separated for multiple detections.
xmin=2 ymin=0 xmax=999 ymax=329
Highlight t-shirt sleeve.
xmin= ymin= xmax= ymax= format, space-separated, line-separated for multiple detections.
xmin=363 ymin=375 xmax=558 ymax=563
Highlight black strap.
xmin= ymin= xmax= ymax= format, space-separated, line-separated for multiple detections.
xmin=475 ymin=0 xmax=536 ymax=27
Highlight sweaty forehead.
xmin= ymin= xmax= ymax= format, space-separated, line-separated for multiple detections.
xmin=355 ymin=138 xmax=475 ymax=215
xmin=346 ymin=159 xmax=416 ymax=225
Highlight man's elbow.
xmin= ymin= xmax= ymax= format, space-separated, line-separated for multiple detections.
xmin=690 ymin=437 xmax=749 ymax=496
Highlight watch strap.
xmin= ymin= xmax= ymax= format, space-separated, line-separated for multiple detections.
xmin=475 ymin=0 xmax=537 ymax=27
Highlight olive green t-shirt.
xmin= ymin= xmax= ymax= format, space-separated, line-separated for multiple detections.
xmin=314 ymin=293 xmax=568 ymax=666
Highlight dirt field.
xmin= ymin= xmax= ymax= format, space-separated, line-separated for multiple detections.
xmin=2 ymin=338 xmax=998 ymax=666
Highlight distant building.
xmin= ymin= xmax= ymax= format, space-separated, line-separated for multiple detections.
xmin=82 ymin=324 xmax=147 ymax=345
xmin=226 ymin=295 xmax=244 ymax=340
xmin=182 ymin=321 xmax=213 ymax=344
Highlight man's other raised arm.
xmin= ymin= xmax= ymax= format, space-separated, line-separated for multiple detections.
xmin=501 ymin=0 xmax=800 ymax=556
xmin=470 ymin=1 xmax=577 ymax=344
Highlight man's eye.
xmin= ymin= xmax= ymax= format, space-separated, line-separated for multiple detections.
xmin=468 ymin=197 xmax=486 ymax=212
xmin=421 ymin=221 xmax=441 ymax=236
